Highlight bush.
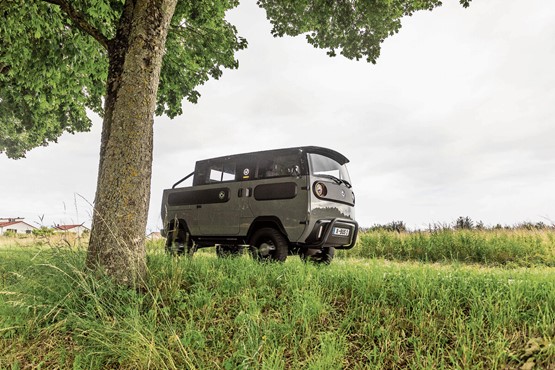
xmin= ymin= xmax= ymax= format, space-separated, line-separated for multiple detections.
xmin=368 ymin=220 xmax=407 ymax=233
xmin=3 ymin=230 xmax=17 ymax=238
xmin=32 ymin=226 xmax=55 ymax=237
xmin=454 ymin=216 xmax=474 ymax=230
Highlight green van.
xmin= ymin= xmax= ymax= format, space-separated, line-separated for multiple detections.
xmin=161 ymin=146 xmax=358 ymax=264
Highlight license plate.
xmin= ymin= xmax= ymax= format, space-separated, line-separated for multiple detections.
xmin=332 ymin=227 xmax=350 ymax=237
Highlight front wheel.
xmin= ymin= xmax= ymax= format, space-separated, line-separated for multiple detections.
xmin=299 ymin=246 xmax=335 ymax=265
xmin=249 ymin=228 xmax=288 ymax=262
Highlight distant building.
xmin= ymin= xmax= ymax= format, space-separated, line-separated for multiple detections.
xmin=53 ymin=224 xmax=90 ymax=237
xmin=0 ymin=217 xmax=25 ymax=223
xmin=0 ymin=218 xmax=36 ymax=235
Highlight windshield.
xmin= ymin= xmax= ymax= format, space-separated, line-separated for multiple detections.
xmin=308 ymin=153 xmax=351 ymax=184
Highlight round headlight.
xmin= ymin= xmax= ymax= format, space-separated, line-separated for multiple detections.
xmin=314 ymin=182 xmax=327 ymax=197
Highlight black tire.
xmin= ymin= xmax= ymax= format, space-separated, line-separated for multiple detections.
xmin=216 ymin=245 xmax=244 ymax=258
xmin=249 ymin=228 xmax=288 ymax=262
xmin=165 ymin=229 xmax=196 ymax=257
xmin=299 ymin=246 xmax=335 ymax=265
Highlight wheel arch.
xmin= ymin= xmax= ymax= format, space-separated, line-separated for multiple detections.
xmin=164 ymin=218 xmax=190 ymax=237
xmin=247 ymin=216 xmax=289 ymax=243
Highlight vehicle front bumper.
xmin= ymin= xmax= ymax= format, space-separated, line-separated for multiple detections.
xmin=304 ymin=218 xmax=358 ymax=249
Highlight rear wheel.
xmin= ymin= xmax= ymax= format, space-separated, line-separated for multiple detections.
xmin=165 ymin=229 xmax=196 ymax=257
xmin=249 ymin=228 xmax=288 ymax=262
xmin=216 ymin=245 xmax=244 ymax=258
xmin=299 ymin=246 xmax=335 ymax=264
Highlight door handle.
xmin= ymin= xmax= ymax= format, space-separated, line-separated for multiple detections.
xmin=238 ymin=188 xmax=252 ymax=197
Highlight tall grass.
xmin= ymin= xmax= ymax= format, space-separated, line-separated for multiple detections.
xmin=0 ymin=233 xmax=88 ymax=249
xmin=339 ymin=229 xmax=555 ymax=267
xmin=1 ymin=245 xmax=554 ymax=369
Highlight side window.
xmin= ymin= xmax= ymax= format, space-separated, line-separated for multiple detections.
xmin=207 ymin=161 xmax=236 ymax=183
xmin=257 ymin=154 xmax=302 ymax=179
xmin=209 ymin=166 xmax=223 ymax=182
xmin=257 ymin=158 xmax=275 ymax=178
xmin=222 ymin=162 xmax=236 ymax=181
xmin=193 ymin=161 xmax=208 ymax=186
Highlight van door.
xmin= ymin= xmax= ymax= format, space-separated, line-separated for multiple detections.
xmin=246 ymin=152 xmax=309 ymax=242
xmin=197 ymin=159 xmax=241 ymax=236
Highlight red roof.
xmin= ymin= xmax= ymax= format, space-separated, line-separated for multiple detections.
xmin=54 ymin=224 xmax=88 ymax=231
xmin=0 ymin=221 xmax=19 ymax=228
xmin=0 ymin=221 xmax=36 ymax=229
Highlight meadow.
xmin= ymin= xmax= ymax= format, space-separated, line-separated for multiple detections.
xmin=339 ymin=227 xmax=555 ymax=267
xmin=1 ymin=228 xmax=554 ymax=369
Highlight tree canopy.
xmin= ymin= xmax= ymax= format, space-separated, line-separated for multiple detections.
xmin=1 ymin=0 xmax=471 ymax=159
xmin=0 ymin=0 xmax=246 ymax=158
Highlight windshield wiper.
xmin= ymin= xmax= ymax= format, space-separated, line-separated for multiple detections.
xmin=316 ymin=174 xmax=352 ymax=188
xmin=341 ymin=179 xmax=352 ymax=188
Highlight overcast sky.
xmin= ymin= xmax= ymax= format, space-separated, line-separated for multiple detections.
xmin=1 ymin=0 xmax=555 ymax=232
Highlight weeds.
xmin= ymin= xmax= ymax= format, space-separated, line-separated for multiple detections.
xmin=340 ymin=228 xmax=555 ymax=267
xmin=1 ymin=244 xmax=554 ymax=369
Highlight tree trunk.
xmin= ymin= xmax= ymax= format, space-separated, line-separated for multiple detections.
xmin=86 ymin=0 xmax=177 ymax=285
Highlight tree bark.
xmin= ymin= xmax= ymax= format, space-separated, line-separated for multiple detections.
xmin=86 ymin=0 xmax=177 ymax=285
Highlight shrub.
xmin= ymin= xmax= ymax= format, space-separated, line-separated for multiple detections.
xmin=454 ymin=216 xmax=474 ymax=230
xmin=32 ymin=226 xmax=55 ymax=237
xmin=368 ymin=220 xmax=407 ymax=233
xmin=3 ymin=230 xmax=17 ymax=238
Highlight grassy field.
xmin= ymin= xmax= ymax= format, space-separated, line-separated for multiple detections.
xmin=339 ymin=228 xmax=555 ymax=267
xmin=1 ymin=232 xmax=554 ymax=369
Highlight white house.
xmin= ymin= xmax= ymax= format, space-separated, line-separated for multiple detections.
xmin=0 ymin=218 xmax=36 ymax=235
xmin=53 ymin=224 xmax=90 ymax=237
